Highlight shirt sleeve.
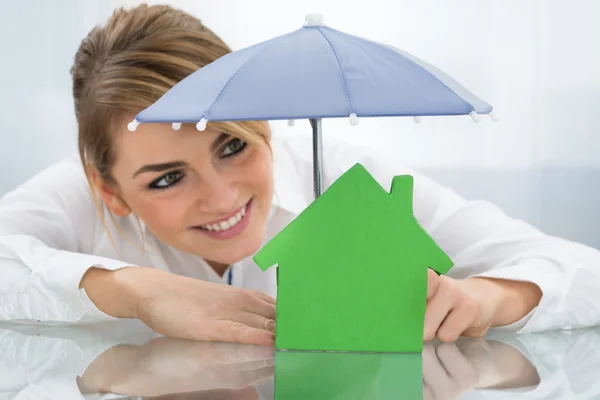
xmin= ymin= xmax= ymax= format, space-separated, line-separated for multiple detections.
xmin=0 ymin=156 xmax=134 ymax=324
xmin=324 ymin=138 xmax=600 ymax=333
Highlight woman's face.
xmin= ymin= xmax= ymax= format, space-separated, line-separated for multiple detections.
xmin=103 ymin=120 xmax=274 ymax=268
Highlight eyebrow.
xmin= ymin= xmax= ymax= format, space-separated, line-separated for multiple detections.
xmin=131 ymin=133 xmax=232 ymax=179
xmin=132 ymin=161 xmax=187 ymax=179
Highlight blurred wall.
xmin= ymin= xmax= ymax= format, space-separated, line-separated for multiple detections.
xmin=1 ymin=0 xmax=598 ymax=248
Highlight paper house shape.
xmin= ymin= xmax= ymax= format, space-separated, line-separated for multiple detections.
xmin=274 ymin=350 xmax=422 ymax=399
xmin=253 ymin=163 xmax=453 ymax=353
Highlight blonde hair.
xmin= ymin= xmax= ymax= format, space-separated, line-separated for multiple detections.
xmin=70 ymin=4 xmax=270 ymax=250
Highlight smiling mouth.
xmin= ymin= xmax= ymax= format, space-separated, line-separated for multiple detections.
xmin=196 ymin=200 xmax=251 ymax=232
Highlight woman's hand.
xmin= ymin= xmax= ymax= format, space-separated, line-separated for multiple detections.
xmin=81 ymin=267 xmax=276 ymax=345
xmin=424 ymin=268 xmax=542 ymax=342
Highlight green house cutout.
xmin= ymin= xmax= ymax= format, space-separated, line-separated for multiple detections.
xmin=253 ymin=163 xmax=453 ymax=353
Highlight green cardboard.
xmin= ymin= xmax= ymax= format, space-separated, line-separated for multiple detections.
xmin=274 ymin=350 xmax=423 ymax=399
xmin=253 ymin=163 xmax=453 ymax=353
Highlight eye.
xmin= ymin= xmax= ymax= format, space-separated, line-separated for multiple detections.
xmin=221 ymin=138 xmax=247 ymax=158
xmin=148 ymin=171 xmax=184 ymax=190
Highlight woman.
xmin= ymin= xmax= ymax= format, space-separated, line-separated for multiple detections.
xmin=0 ymin=4 xmax=598 ymax=346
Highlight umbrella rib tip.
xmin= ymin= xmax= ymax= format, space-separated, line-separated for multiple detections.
xmin=127 ymin=119 xmax=140 ymax=132
xmin=196 ymin=118 xmax=208 ymax=131
xmin=469 ymin=111 xmax=482 ymax=123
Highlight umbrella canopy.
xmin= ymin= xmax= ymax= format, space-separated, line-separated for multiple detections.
xmin=132 ymin=13 xmax=493 ymax=131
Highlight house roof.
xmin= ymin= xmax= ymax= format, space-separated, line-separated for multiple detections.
xmin=253 ymin=163 xmax=421 ymax=271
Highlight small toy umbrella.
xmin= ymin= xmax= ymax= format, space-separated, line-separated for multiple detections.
xmin=129 ymin=13 xmax=495 ymax=199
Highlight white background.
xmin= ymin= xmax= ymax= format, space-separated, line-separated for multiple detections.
xmin=1 ymin=0 xmax=598 ymax=247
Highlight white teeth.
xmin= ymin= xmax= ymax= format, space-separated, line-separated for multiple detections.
xmin=200 ymin=203 xmax=249 ymax=232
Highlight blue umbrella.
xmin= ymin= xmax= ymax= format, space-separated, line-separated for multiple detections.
xmin=129 ymin=14 xmax=495 ymax=198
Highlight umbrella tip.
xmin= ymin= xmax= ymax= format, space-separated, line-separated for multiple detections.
xmin=349 ymin=113 xmax=359 ymax=126
xmin=196 ymin=118 xmax=207 ymax=131
xmin=489 ymin=110 xmax=499 ymax=122
xmin=304 ymin=13 xmax=326 ymax=27
xmin=469 ymin=111 xmax=482 ymax=123
xmin=413 ymin=116 xmax=422 ymax=124
xmin=287 ymin=119 xmax=295 ymax=126
xmin=127 ymin=119 xmax=140 ymax=132
xmin=172 ymin=123 xmax=182 ymax=131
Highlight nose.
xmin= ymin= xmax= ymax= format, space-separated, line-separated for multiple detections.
xmin=196 ymin=168 xmax=238 ymax=215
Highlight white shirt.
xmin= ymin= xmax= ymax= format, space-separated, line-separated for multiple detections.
xmin=0 ymin=132 xmax=599 ymax=332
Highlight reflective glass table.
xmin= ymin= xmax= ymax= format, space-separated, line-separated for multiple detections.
xmin=1 ymin=320 xmax=599 ymax=399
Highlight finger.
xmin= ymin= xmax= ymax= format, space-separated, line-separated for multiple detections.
xmin=424 ymin=281 xmax=454 ymax=341
xmin=432 ymin=345 xmax=477 ymax=398
xmin=462 ymin=323 xmax=490 ymax=339
xmin=436 ymin=343 xmax=478 ymax=388
xmin=221 ymin=358 xmax=275 ymax=373
xmin=183 ymin=386 xmax=264 ymax=399
xmin=221 ymin=344 xmax=275 ymax=364
xmin=224 ymin=362 xmax=274 ymax=382
xmin=421 ymin=344 xmax=443 ymax=386
xmin=426 ymin=268 xmax=441 ymax=301
xmin=197 ymin=342 xmax=275 ymax=364
xmin=421 ymin=344 xmax=452 ymax=400
xmin=205 ymin=321 xmax=275 ymax=346
xmin=455 ymin=337 xmax=490 ymax=362
xmin=231 ymin=367 xmax=274 ymax=389
xmin=422 ymin=383 xmax=435 ymax=400
xmin=242 ymin=295 xmax=276 ymax=320
xmin=235 ymin=312 xmax=276 ymax=333
xmin=437 ymin=303 xmax=478 ymax=343
xmin=247 ymin=289 xmax=277 ymax=306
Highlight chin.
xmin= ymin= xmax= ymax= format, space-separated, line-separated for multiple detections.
xmin=211 ymin=242 xmax=262 ymax=265
xmin=233 ymin=231 xmax=268 ymax=263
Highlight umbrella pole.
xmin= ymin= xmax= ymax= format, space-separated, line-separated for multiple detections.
xmin=309 ymin=118 xmax=324 ymax=199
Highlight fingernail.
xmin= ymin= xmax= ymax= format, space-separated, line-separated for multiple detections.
xmin=267 ymin=320 xmax=276 ymax=332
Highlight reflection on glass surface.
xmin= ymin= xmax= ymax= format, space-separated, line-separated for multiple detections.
xmin=422 ymin=338 xmax=540 ymax=400
xmin=1 ymin=322 xmax=600 ymax=399
xmin=78 ymin=332 xmax=274 ymax=399
xmin=274 ymin=350 xmax=422 ymax=399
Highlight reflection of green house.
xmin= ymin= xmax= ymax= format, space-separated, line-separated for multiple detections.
xmin=274 ymin=351 xmax=422 ymax=400
xmin=254 ymin=163 xmax=453 ymax=353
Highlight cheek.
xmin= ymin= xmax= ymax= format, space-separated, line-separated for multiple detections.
xmin=124 ymin=189 xmax=195 ymax=234
xmin=246 ymin=147 xmax=274 ymax=197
